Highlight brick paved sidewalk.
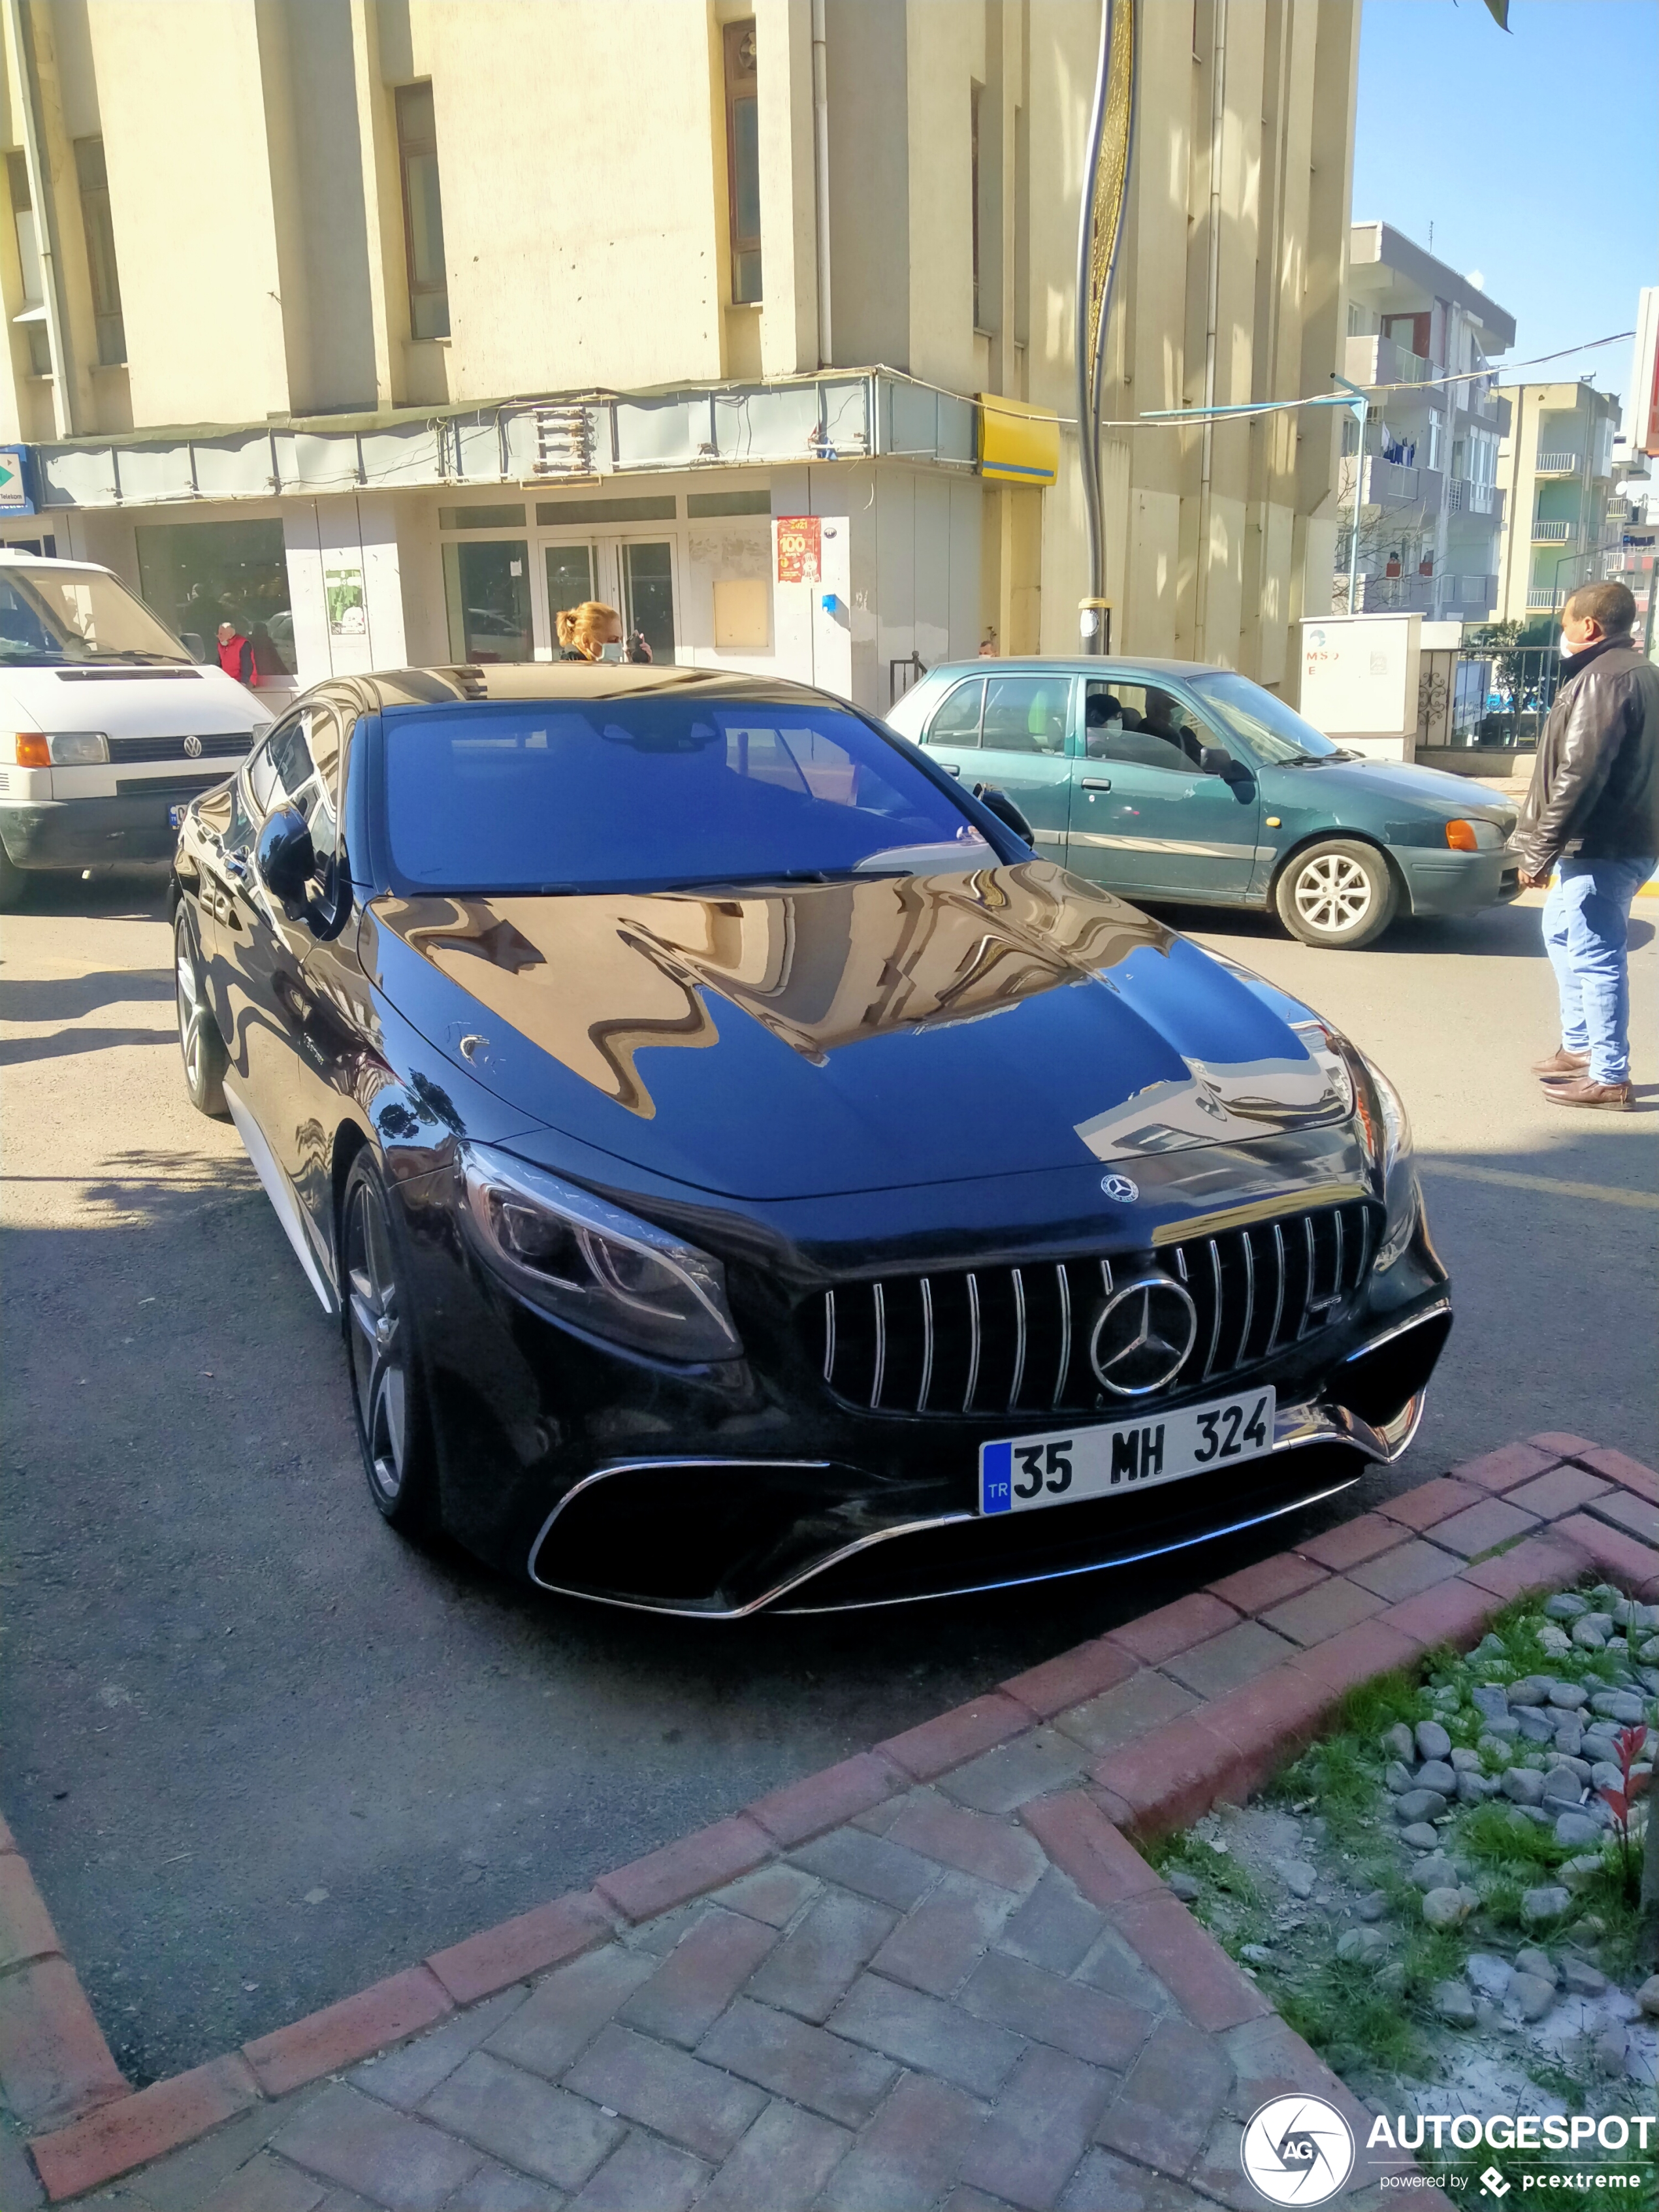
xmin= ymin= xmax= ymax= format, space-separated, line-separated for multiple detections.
xmin=23 ymin=1431 xmax=1659 ymax=2212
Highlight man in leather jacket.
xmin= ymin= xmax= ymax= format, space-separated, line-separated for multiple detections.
xmin=1517 ymin=581 xmax=1658 ymax=1110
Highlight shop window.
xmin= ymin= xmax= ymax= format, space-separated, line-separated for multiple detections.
xmin=686 ymin=489 xmax=770 ymax=518
xmin=535 ymin=495 xmax=676 ymax=526
xmin=6 ymin=155 xmax=50 ymax=376
xmin=442 ymin=539 xmax=532 ymax=663
xmin=134 ymin=518 xmax=292 ymax=675
xmin=622 ymin=541 xmax=676 ymax=664
xmin=396 ymin=82 xmax=450 ymax=341
xmin=723 ymin=21 xmax=761 ymax=305
xmin=73 ymin=138 xmax=125 ymax=367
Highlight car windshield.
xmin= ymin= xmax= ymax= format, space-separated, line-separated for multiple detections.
xmin=1190 ymin=671 xmax=1346 ymax=765
xmin=0 ymin=564 xmax=191 ymax=665
xmin=383 ymin=699 xmax=999 ymax=894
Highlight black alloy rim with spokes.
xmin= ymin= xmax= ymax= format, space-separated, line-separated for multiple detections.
xmin=346 ymin=1177 xmax=410 ymax=1507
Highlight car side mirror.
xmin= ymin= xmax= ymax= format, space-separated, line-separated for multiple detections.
xmin=1200 ymin=746 xmax=1251 ymax=785
xmin=256 ymin=805 xmax=317 ymax=920
xmin=971 ymin=782 xmax=1035 ymax=846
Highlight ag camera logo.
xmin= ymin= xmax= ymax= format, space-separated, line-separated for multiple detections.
xmin=1240 ymin=2095 xmax=1355 ymax=2204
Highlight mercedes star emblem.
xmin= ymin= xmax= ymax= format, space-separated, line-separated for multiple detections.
xmin=182 ymin=733 xmax=202 ymax=758
xmin=1100 ymin=1172 xmax=1138 ymax=1204
xmin=1089 ymin=1274 xmax=1198 ymax=1396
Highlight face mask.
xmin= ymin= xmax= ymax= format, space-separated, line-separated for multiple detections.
xmin=598 ymin=640 xmax=624 ymax=663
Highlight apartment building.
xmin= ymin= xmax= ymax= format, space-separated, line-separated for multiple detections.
xmin=0 ymin=0 xmax=1357 ymax=710
xmin=1493 ymin=381 xmax=1622 ymax=625
xmin=1335 ymin=223 xmax=1513 ymax=620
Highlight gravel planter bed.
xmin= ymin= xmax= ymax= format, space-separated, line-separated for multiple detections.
xmin=1148 ymin=1582 xmax=1659 ymax=2205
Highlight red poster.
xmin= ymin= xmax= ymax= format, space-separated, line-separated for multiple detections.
xmin=775 ymin=515 xmax=822 ymax=584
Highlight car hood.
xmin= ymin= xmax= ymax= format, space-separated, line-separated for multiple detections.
xmin=1272 ymin=756 xmax=1515 ymax=822
xmin=361 ymin=862 xmax=1352 ymax=1200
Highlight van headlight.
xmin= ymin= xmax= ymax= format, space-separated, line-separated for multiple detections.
xmin=1361 ymin=1055 xmax=1419 ymax=1272
xmin=48 ymin=731 xmax=108 ymax=765
xmin=459 ymin=1143 xmax=742 ymax=1364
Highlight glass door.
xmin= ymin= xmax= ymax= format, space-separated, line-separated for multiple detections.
xmin=538 ymin=533 xmax=679 ymax=664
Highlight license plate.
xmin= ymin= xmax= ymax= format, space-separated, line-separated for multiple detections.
xmin=168 ymin=805 xmax=189 ymax=829
xmin=978 ymin=1387 xmax=1276 ymax=1515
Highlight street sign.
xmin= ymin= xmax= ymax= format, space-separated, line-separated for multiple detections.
xmin=0 ymin=445 xmax=35 ymax=516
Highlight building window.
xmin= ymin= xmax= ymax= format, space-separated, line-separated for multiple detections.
xmin=442 ymin=539 xmax=532 ymax=663
xmin=723 ymin=21 xmax=760 ymax=305
xmin=6 ymin=155 xmax=50 ymax=376
xmin=396 ymin=82 xmax=450 ymax=340
xmin=135 ymin=519 xmax=293 ymax=675
xmin=72 ymin=138 xmax=124 ymax=366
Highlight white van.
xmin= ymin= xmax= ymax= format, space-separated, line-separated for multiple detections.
xmin=0 ymin=552 xmax=274 ymax=906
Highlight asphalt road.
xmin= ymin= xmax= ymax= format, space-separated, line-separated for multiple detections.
xmin=3 ymin=867 xmax=1654 ymax=2087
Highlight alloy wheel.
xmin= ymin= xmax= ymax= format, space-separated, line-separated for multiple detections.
xmin=347 ymin=1181 xmax=408 ymax=1507
xmin=175 ymin=942 xmax=204 ymax=1089
xmin=1293 ymin=852 xmax=1374 ymax=933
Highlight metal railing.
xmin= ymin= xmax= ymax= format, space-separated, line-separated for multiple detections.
xmin=1530 ymin=519 xmax=1575 ymax=542
xmin=889 ymin=652 xmax=927 ymax=707
xmin=1535 ymin=453 xmax=1581 ymax=474
xmin=1527 ymin=588 xmax=1565 ymax=610
xmin=1451 ymin=637 xmax=1561 ymax=746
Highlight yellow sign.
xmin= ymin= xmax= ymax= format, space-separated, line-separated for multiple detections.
xmin=977 ymin=395 xmax=1059 ymax=486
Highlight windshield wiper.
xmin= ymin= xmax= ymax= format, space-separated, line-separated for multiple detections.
xmin=82 ymin=649 xmax=195 ymax=666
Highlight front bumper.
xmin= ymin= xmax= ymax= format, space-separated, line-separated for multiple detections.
xmin=395 ymin=1153 xmax=1451 ymax=1615
xmin=1396 ymin=844 xmax=1521 ymax=918
xmin=0 ymin=792 xmax=212 ymax=869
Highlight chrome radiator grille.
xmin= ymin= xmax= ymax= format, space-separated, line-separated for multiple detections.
xmin=809 ymin=1200 xmax=1377 ymax=1418
xmin=106 ymin=733 xmax=251 ymax=764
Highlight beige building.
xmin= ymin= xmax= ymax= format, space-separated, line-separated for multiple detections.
xmin=0 ymin=0 xmax=1357 ymax=712
xmin=1493 ymin=381 xmax=1622 ymax=626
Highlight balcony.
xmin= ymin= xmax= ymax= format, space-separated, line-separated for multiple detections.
xmin=1531 ymin=519 xmax=1577 ymax=543
xmin=1447 ymin=478 xmax=1498 ymax=515
xmin=1535 ymin=453 xmax=1581 ymax=475
xmin=1357 ymin=456 xmax=1443 ymax=509
xmin=1343 ymin=334 xmax=1434 ymax=389
xmin=1527 ymin=588 xmax=1565 ymax=610
xmin=1355 ymin=573 xmax=1496 ymax=616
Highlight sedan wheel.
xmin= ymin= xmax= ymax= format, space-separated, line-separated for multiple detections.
xmin=1274 ymin=839 xmax=1396 ymax=950
xmin=174 ymin=904 xmax=229 ymax=1116
xmin=343 ymin=1153 xmax=438 ymax=1535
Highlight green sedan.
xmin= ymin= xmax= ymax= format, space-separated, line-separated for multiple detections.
xmin=884 ymin=658 xmax=1521 ymax=949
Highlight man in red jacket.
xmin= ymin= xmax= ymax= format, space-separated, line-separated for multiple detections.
xmin=1517 ymin=581 xmax=1659 ymax=1110
xmin=216 ymin=620 xmax=253 ymax=686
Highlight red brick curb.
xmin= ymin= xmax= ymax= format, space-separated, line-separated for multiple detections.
xmin=13 ymin=1431 xmax=1659 ymax=2201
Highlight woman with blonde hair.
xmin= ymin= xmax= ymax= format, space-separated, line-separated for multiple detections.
xmin=556 ymin=601 xmax=623 ymax=661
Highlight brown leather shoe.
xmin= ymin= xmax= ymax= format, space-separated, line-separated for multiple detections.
xmin=1543 ymin=1076 xmax=1632 ymax=1111
xmin=1532 ymin=1046 xmax=1591 ymax=1077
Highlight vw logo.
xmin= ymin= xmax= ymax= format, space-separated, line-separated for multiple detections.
xmin=1089 ymin=1274 xmax=1197 ymax=1396
xmin=182 ymin=733 xmax=202 ymax=758
xmin=1100 ymin=1172 xmax=1138 ymax=1204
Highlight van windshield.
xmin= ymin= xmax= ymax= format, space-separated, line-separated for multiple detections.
xmin=0 ymin=565 xmax=191 ymax=666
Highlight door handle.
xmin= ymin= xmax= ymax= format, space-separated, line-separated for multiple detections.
xmin=1080 ymin=777 xmax=1112 ymax=791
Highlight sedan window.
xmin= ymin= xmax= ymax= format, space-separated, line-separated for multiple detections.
xmin=924 ymin=679 xmax=984 ymax=747
xmin=982 ymin=676 xmax=1068 ymax=756
xmin=1083 ymin=681 xmax=1206 ymax=771
xmin=383 ymin=699 xmax=999 ymax=893
xmin=1191 ymin=671 xmax=1344 ymax=765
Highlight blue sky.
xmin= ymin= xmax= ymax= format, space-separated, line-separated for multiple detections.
xmin=1353 ymin=0 xmax=1656 ymax=402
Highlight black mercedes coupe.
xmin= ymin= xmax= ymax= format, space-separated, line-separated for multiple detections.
xmin=170 ymin=664 xmax=1450 ymax=1616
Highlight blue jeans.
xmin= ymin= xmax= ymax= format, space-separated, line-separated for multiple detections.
xmin=1542 ymin=856 xmax=1655 ymax=1084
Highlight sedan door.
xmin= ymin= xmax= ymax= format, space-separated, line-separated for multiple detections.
xmin=1066 ymin=678 xmax=1261 ymax=902
xmin=209 ymin=701 xmax=347 ymax=1276
xmin=911 ymin=672 xmax=1076 ymax=861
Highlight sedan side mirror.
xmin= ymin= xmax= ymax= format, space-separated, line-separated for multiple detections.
xmin=256 ymin=805 xmax=317 ymax=920
xmin=1200 ymin=746 xmax=1252 ymax=785
xmin=971 ymin=782 xmax=1035 ymax=846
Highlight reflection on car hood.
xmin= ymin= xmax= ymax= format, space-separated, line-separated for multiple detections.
xmin=363 ymin=863 xmax=1351 ymax=1199
xmin=1291 ymin=756 xmax=1515 ymax=818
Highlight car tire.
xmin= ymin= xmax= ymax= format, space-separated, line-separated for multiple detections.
xmin=1274 ymin=839 xmax=1397 ymax=950
xmin=174 ymin=903 xmax=230 ymax=1116
xmin=0 ymin=841 xmax=28 ymax=910
xmin=342 ymin=1151 xmax=440 ymax=1539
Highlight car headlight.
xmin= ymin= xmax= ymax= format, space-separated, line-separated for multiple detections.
xmin=48 ymin=731 xmax=109 ymax=765
xmin=459 ymin=1142 xmax=742 ymax=1364
xmin=1361 ymin=1053 xmax=1419 ymax=1271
